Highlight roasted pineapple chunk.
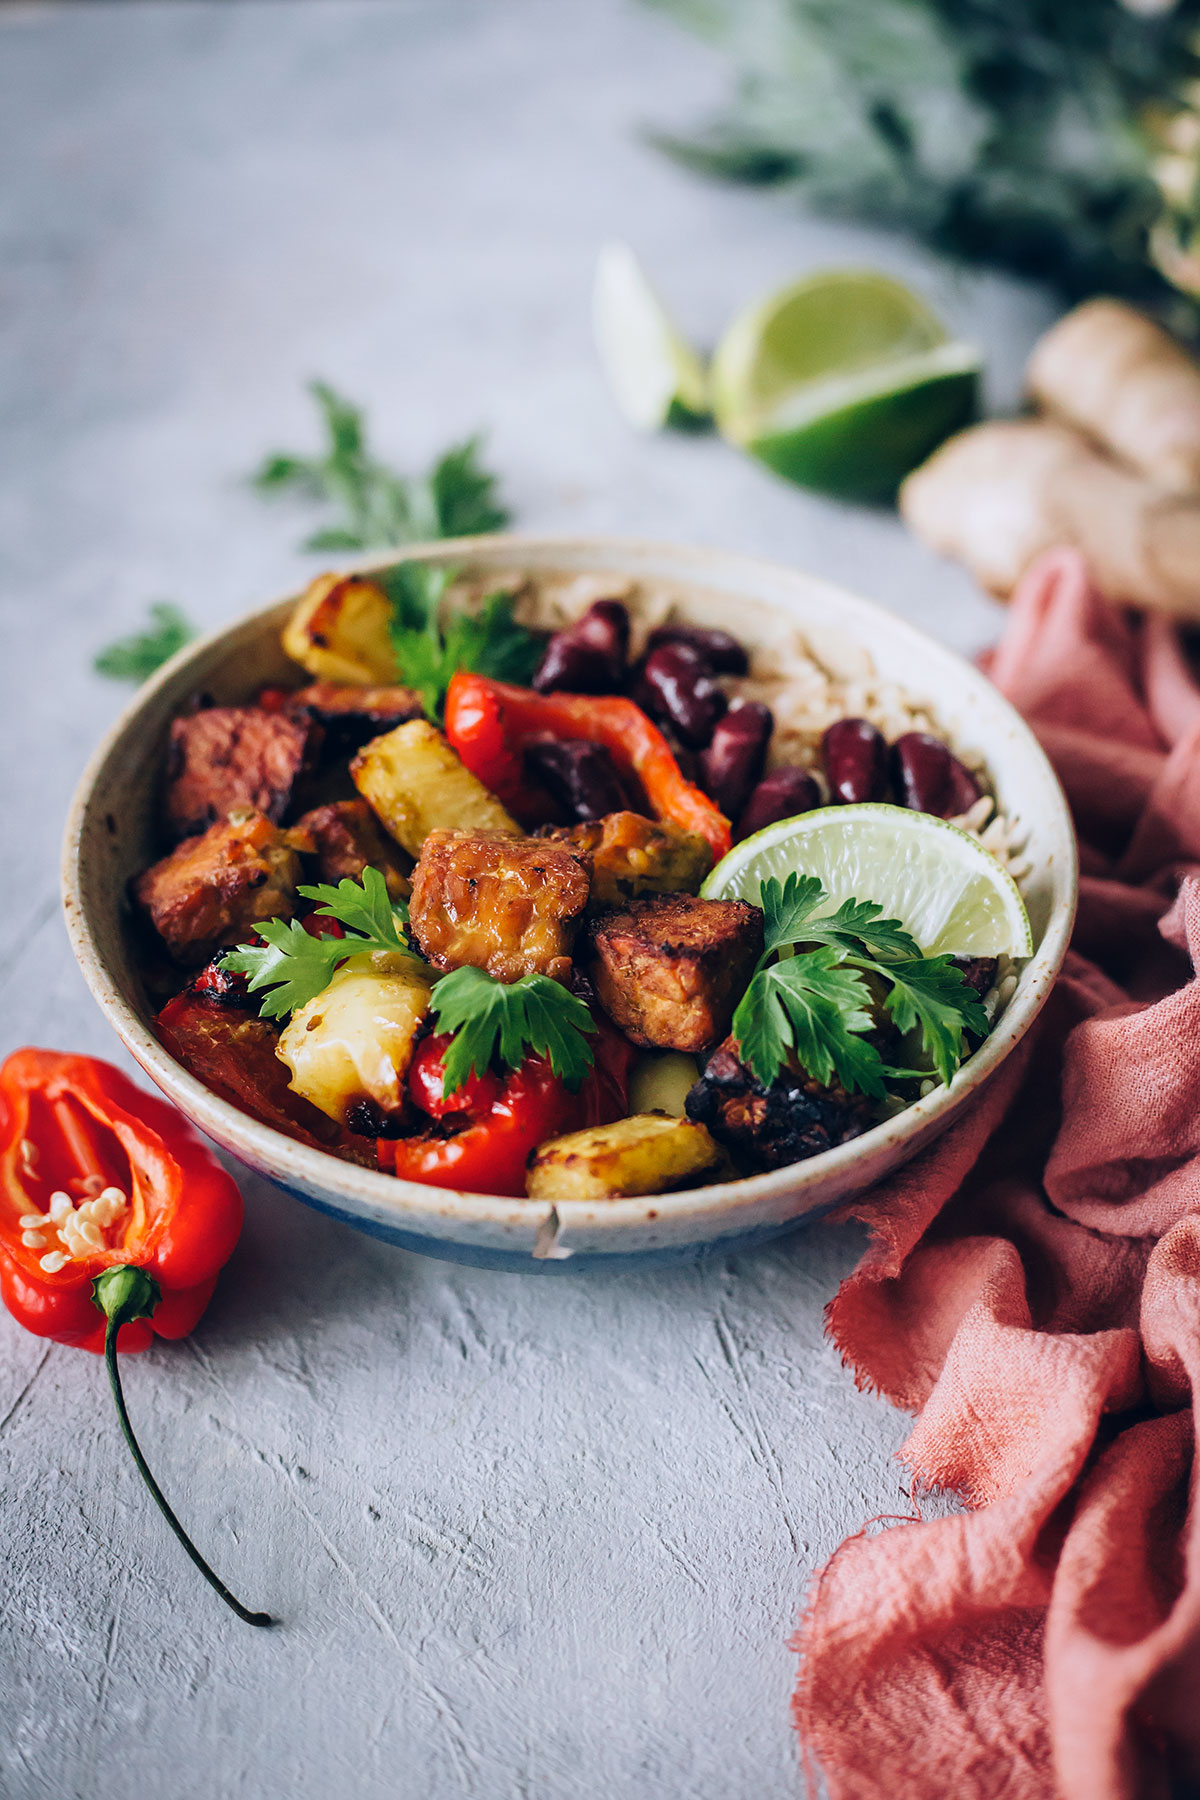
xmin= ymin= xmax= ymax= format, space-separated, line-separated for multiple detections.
xmin=277 ymin=950 xmax=432 ymax=1125
xmin=282 ymin=573 xmax=398 ymax=685
xmin=526 ymin=1114 xmax=723 ymax=1200
xmin=351 ymin=718 xmax=518 ymax=857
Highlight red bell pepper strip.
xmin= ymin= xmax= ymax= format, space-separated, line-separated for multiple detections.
xmin=443 ymin=671 xmax=733 ymax=861
xmin=0 ymin=1048 xmax=269 ymax=1626
xmin=382 ymin=1022 xmax=636 ymax=1197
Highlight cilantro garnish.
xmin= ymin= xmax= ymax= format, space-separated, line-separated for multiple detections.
xmin=220 ymin=868 xmax=413 ymax=1020
xmin=383 ymin=563 xmax=541 ymax=722
xmin=427 ymin=965 xmax=597 ymax=1095
xmin=732 ymin=872 xmax=990 ymax=1094
xmin=94 ymin=603 xmax=196 ymax=684
xmin=221 ymin=869 xmax=596 ymax=1094
xmin=251 ymin=381 xmax=509 ymax=553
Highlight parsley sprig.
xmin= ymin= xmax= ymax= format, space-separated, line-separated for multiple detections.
xmin=220 ymin=869 xmax=413 ymax=1019
xmin=382 ymin=562 xmax=541 ymax=722
xmin=94 ymin=603 xmax=196 ymax=683
xmin=428 ymin=966 xmax=597 ymax=1095
xmin=733 ymin=873 xmax=989 ymax=1098
xmin=251 ymin=380 xmax=509 ymax=552
xmin=220 ymin=869 xmax=597 ymax=1092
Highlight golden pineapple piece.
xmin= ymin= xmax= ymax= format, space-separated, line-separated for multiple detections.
xmin=526 ymin=1113 xmax=723 ymax=1200
xmin=282 ymin=573 xmax=398 ymax=685
xmin=410 ymin=830 xmax=591 ymax=984
xmin=538 ymin=811 xmax=711 ymax=908
xmin=351 ymin=718 xmax=518 ymax=857
xmin=276 ymin=950 xmax=432 ymax=1125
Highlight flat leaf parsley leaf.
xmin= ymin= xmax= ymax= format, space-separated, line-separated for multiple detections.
xmin=759 ymin=873 xmax=920 ymax=962
xmin=94 ymin=603 xmax=196 ymax=683
xmin=221 ymin=867 xmax=414 ymax=1020
xmin=383 ymin=562 xmax=541 ymax=722
xmin=879 ymin=956 xmax=989 ymax=1088
xmin=251 ymin=381 xmax=509 ymax=553
xmin=428 ymin=966 xmax=597 ymax=1095
xmin=732 ymin=872 xmax=990 ymax=1095
xmin=734 ymin=948 xmax=888 ymax=1099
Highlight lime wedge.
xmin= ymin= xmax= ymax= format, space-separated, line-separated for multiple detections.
xmin=593 ymin=241 xmax=710 ymax=432
xmin=710 ymin=269 xmax=981 ymax=501
xmin=701 ymin=803 xmax=1032 ymax=959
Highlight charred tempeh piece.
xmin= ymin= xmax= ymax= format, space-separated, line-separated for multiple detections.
xmin=409 ymin=829 xmax=592 ymax=984
xmin=587 ymin=893 xmax=763 ymax=1052
xmin=289 ymin=799 xmax=411 ymax=900
xmin=286 ymin=682 xmax=425 ymax=759
xmin=164 ymin=704 xmax=322 ymax=843
xmin=132 ymin=810 xmax=301 ymax=967
xmin=685 ymin=1038 xmax=874 ymax=1172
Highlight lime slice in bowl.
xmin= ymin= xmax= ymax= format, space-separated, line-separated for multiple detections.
xmin=701 ymin=803 xmax=1032 ymax=959
xmin=593 ymin=241 xmax=711 ymax=432
xmin=710 ymin=268 xmax=981 ymax=501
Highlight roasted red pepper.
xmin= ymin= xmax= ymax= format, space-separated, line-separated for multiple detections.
xmin=444 ymin=671 xmax=733 ymax=860
xmin=0 ymin=1048 xmax=269 ymax=1626
xmin=381 ymin=1022 xmax=635 ymax=1197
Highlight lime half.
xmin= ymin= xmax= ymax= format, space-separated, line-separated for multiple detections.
xmin=701 ymin=803 xmax=1032 ymax=959
xmin=710 ymin=269 xmax=981 ymax=501
xmin=593 ymin=242 xmax=710 ymax=432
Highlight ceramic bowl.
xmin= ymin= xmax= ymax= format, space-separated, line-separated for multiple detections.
xmin=63 ymin=535 xmax=1076 ymax=1271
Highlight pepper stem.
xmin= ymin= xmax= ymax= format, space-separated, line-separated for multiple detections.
xmin=93 ymin=1266 xmax=272 ymax=1628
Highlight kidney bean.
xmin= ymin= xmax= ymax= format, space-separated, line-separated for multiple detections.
xmin=533 ymin=599 xmax=630 ymax=694
xmin=640 ymin=641 xmax=727 ymax=749
xmin=523 ymin=739 xmax=628 ymax=822
xmin=736 ymin=766 xmax=821 ymax=841
xmin=645 ymin=623 xmax=749 ymax=676
xmin=700 ymin=701 xmax=773 ymax=819
xmin=821 ymin=717 xmax=889 ymax=805
xmin=891 ymin=732 xmax=983 ymax=819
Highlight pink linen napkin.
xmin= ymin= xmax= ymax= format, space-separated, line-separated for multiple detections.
xmin=793 ymin=549 xmax=1200 ymax=1800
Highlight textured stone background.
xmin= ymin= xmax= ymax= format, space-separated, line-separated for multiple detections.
xmin=0 ymin=4 xmax=1056 ymax=1796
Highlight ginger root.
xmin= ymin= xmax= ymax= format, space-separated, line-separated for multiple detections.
xmin=900 ymin=417 xmax=1200 ymax=617
xmin=1027 ymin=298 xmax=1200 ymax=494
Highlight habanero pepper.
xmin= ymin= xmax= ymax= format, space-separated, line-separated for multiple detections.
xmin=0 ymin=1048 xmax=269 ymax=1626
xmin=380 ymin=1022 xmax=636 ymax=1198
xmin=443 ymin=671 xmax=733 ymax=862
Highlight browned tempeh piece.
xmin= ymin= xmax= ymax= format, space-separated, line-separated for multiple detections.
xmin=289 ymin=799 xmax=411 ymax=901
xmin=409 ymin=829 xmax=591 ymax=984
xmin=164 ymin=704 xmax=321 ymax=842
xmin=587 ymin=892 xmax=763 ymax=1052
xmin=132 ymin=810 xmax=301 ymax=967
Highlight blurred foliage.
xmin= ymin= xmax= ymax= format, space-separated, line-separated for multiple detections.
xmin=645 ymin=0 xmax=1200 ymax=318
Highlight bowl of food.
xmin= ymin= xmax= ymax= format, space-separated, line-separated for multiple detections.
xmin=62 ymin=535 xmax=1075 ymax=1270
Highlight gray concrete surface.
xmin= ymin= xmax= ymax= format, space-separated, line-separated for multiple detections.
xmin=0 ymin=4 xmax=1058 ymax=1796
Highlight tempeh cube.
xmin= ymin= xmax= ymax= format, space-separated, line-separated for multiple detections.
xmin=289 ymin=799 xmax=411 ymax=901
xmin=164 ymin=704 xmax=321 ymax=842
xmin=409 ymin=830 xmax=591 ymax=983
xmin=587 ymin=892 xmax=763 ymax=1052
xmin=132 ymin=810 xmax=301 ymax=967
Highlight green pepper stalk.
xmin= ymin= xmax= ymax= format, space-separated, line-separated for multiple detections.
xmin=92 ymin=1266 xmax=273 ymax=1628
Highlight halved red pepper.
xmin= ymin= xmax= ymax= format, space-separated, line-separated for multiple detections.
xmin=444 ymin=671 xmax=732 ymax=860
xmin=0 ymin=1048 xmax=269 ymax=1626
xmin=0 ymin=1048 xmax=242 ymax=1354
xmin=380 ymin=1021 xmax=636 ymax=1197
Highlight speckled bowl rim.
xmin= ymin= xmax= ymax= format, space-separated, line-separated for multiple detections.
xmin=62 ymin=533 xmax=1077 ymax=1249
